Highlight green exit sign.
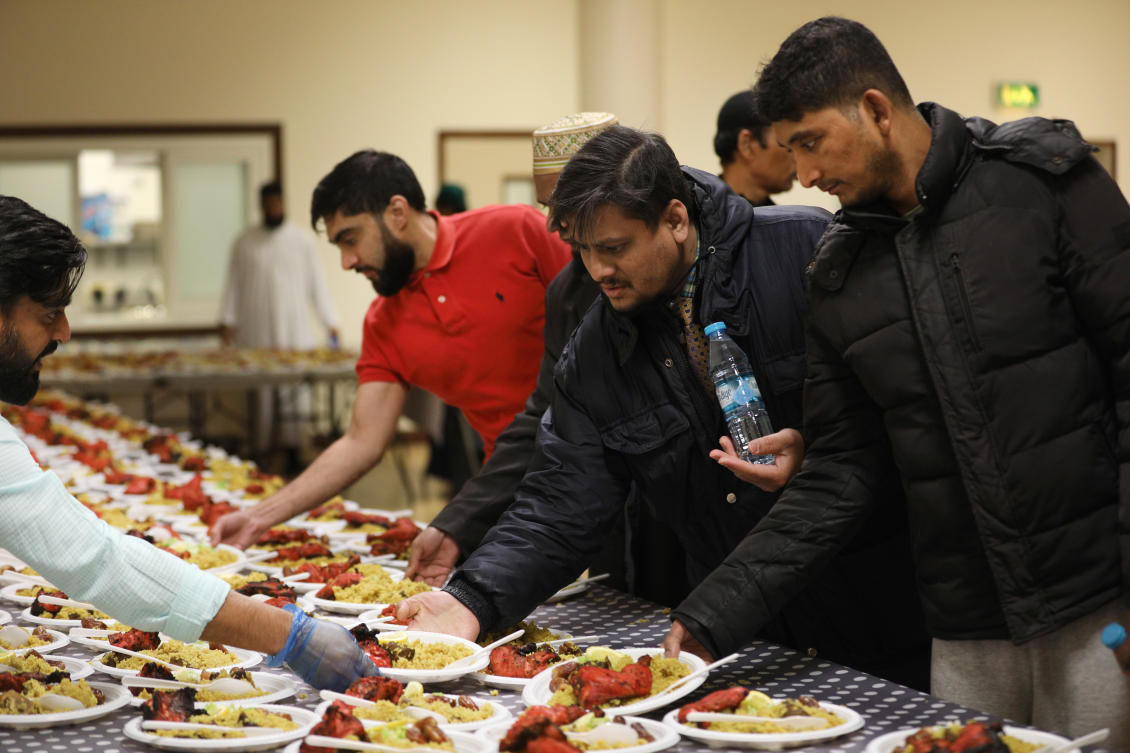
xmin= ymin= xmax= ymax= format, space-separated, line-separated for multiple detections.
xmin=997 ymin=82 xmax=1040 ymax=108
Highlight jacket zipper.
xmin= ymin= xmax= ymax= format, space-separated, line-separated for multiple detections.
xmin=949 ymin=253 xmax=982 ymax=350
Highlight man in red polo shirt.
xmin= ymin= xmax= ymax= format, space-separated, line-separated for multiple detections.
xmin=209 ymin=150 xmax=571 ymax=548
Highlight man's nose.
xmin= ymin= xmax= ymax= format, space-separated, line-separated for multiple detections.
xmin=55 ymin=311 xmax=71 ymax=344
xmin=796 ymin=157 xmax=821 ymax=189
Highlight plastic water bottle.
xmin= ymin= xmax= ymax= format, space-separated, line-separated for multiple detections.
xmin=1101 ymin=622 xmax=1130 ymax=677
xmin=705 ymin=321 xmax=774 ymax=465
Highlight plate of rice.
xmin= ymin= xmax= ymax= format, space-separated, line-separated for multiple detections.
xmin=479 ymin=711 xmax=678 ymax=753
xmin=127 ymin=670 xmax=297 ymax=708
xmin=521 ymin=647 xmax=706 ymax=717
xmin=280 ymin=726 xmax=490 ymax=753
xmin=301 ymin=569 xmax=434 ymax=615
xmin=122 ymin=702 xmax=319 ymax=751
xmin=863 ymin=722 xmax=1074 ymax=753
xmin=0 ymin=650 xmax=94 ymax=681
xmin=363 ymin=631 xmax=489 ymax=684
xmin=313 ymin=685 xmax=509 ymax=732
xmin=0 ymin=625 xmax=69 ymax=655
xmin=0 ymin=680 xmax=130 ymax=729
xmin=662 ymin=688 xmax=863 ymax=749
xmin=91 ymin=640 xmax=261 ymax=678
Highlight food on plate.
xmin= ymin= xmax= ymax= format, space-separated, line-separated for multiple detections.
xmin=29 ymin=593 xmax=110 ymax=622
xmin=301 ymin=701 xmax=453 ymax=752
xmin=676 ymin=686 xmax=845 ymax=732
xmin=500 ymin=704 xmax=656 ymax=752
xmin=269 ymin=542 xmax=356 ymax=569
xmin=339 ymin=510 xmax=398 ymax=534
xmin=218 ymin=572 xmax=296 ymax=603
xmin=488 ymin=641 xmax=582 ymax=679
xmin=305 ymin=499 xmax=350 ymax=522
xmin=0 ymin=674 xmax=104 ymax=714
xmin=131 ymin=665 xmax=267 ymax=702
xmin=251 ymin=526 xmax=323 ymax=550
xmin=313 ymin=569 xmax=430 ymax=604
xmin=366 ymin=517 xmax=421 ymax=556
xmin=892 ymin=720 xmax=1037 ymax=753
xmin=342 ymin=676 xmax=495 ymax=724
xmin=347 ymin=627 xmax=472 ymax=670
xmin=282 ymin=556 xmax=362 ymax=584
xmin=0 ymin=625 xmax=54 ymax=650
xmin=547 ymin=648 xmax=689 ymax=709
xmin=139 ymin=688 xmax=297 ymax=738
xmin=482 ymin=622 xmax=562 ymax=647
xmin=100 ymin=630 xmax=240 ymax=671
xmin=154 ymin=539 xmax=238 ymax=570
xmin=0 ymin=650 xmax=68 ymax=675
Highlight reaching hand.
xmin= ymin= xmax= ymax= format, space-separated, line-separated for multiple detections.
xmin=662 ymin=619 xmax=714 ymax=661
xmin=208 ymin=508 xmax=268 ymax=550
xmin=394 ymin=591 xmax=479 ymax=641
xmin=267 ymin=604 xmax=380 ymax=691
xmin=405 ymin=527 xmax=460 ymax=586
xmin=709 ymin=428 xmax=805 ymax=492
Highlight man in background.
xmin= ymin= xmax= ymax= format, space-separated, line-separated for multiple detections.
xmin=218 ymin=180 xmax=340 ymax=472
xmin=408 ymin=112 xmax=689 ymax=606
xmin=210 ymin=150 xmax=571 ymax=550
xmin=714 ymin=90 xmax=797 ymax=206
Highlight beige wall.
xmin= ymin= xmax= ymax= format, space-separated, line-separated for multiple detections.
xmin=0 ymin=0 xmax=581 ymax=348
xmin=3 ymin=0 xmax=1129 ymax=344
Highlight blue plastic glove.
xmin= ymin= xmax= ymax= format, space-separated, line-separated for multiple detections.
xmin=266 ymin=604 xmax=380 ymax=691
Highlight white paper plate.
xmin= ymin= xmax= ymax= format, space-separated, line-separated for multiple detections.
xmin=281 ymin=728 xmax=490 ymax=753
xmin=0 ymin=626 xmax=69 ymax=655
xmin=663 ymin=701 xmax=863 ymax=749
xmin=478 ymin=714 xmax=678 ymax=753
xmin=521 ymin=648 xmax=707 ymax=717
xmin=0 ymin=653 xmax=93 ymax=681
xmin=0 ymin=608 xmax=9 ymax=625
xmin=0 ymin=581 xmax=52 ymax=606
xmin=125 ymin=671 xmax=297 ymax=708
xmin=122 ymin=702 xmax=318 ymax=751
xmin=313 ymin=691 xmax=511 ymax=733
xmin=862 ymin=725 xmax=1075 ymax=753
xmin=91 ymin=645 xmax=262 ymax=678
xmin=364 ymin=631 xmax=489 ymax=684
xmin=0 ymin=680 xmax=130 ymax=729
xmin=21 ymin=605 xmax=114 ymax=628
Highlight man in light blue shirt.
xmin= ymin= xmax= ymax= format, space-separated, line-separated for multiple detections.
xmin=0 ymin=194 xmax=377 ymax=691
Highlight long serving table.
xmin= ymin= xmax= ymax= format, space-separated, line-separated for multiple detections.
xmin=1 ymin=583 xmax=1109 ymax=753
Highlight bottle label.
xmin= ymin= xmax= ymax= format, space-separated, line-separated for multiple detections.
xmin=715 ymin=375 xmax=762 ymax=411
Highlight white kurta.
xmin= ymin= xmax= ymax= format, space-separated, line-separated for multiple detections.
xmin=218 ymin=221 xmax=339 ymax=348
xmin=218 ymin=222 xmax=341 ymax=450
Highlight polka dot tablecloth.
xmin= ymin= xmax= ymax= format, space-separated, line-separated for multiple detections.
xmin=0 ymin=589 xmax=1112 ymax=752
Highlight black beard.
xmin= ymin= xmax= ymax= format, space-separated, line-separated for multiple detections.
xmin=0 ymin=330 xmax=55 ymax=405
xmin=264 ymin=214 xmax=285 ymax=229
xmin=371 ymin=226 xmax=417 ymax=297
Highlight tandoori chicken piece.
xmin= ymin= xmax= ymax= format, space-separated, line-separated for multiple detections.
xmin=299 ymin=700 xmax=366 ymax=753
xmin=344 ymin=675 xmax=404 ymax=703
xmin=499 ymin=705 xmax=587 ymax=752
xmin=140 ymin=687 xmax=197 ymax=722
xmin=677 ymin=685 xmax=748 ymax=723
xmin=109 ymin=628 xmax=161 ymax=652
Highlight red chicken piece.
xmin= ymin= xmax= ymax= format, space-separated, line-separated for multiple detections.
xmin=375 ymin=603 xmax=408 ymax=626
xmin=272 ymin=542 xmax=333 ymax=563
xmin=257 ymin=527 xmax=314 ymax=547
xmin=124 ymin=476 xmax=157 ymax=494
xmin=677 ymin=685 xmax=749 ymax=723
xmin=343 ymin=510 xmax=392 ymax=529
xmin=345 ymin=675 xmax=404 ymax=703
xmin=349 ymin=625 xmax=392 ymax=667
xmin=489 ymin=645 xmax=561 ymax=679
xmin=102 ymin=469 xmax=134 ymax=485
xmin=299 ymin=700 xmax=366 ymax=753
xmin=198 ymin=500 xmax=235 ymax=527
xmin=366 ymin=517 xmax=421 ymax=555
xmin=499 ymin=705 xmax=587 ymax=752
xmin=307 ymin=500 xmax=345 ymax=520
xmin=283 ymin=556 xmax=360 ymax=584
xmin=109 ymin=628 xmax=161 ymax=652
xmin=559 ymin=656 xmax=652 ymax=708
xmin=314 ymin=571 xmax=363 ymax=600
xmin=140 ymin=687 xmax=197 ymax=722
xmin=236 ymin=577 xmax=296 ymax=602
xmin=181 ymin=455 xmax=207 ymax=471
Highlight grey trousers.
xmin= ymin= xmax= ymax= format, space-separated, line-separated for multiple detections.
xmin=932 ymin=600 xmax=1130 ymax=752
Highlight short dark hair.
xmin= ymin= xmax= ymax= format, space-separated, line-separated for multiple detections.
xmin=714 ymin=90 xmax=771 ymax=164
xmin=754 ymin=16 xmax=914 ymax=123
xmin=0 ymin=196 xmax=86 ymax=314
xmin=548 ymin=125 xmax=693 ymax=242
xmin=309 ymin=150 xmax=427 ymax=230
xmin=259 ymin=180 xmax=282 ymax=200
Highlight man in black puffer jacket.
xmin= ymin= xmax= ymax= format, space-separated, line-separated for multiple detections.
xmin=666 ymin=17 xmax=1130 ymax=745
xmin=397 ymin=125 xmax=931 ymax=690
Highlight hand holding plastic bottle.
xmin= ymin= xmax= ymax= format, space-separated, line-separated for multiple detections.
xmin=710 ymin=427 xmax=805 ymax=492
xmin=1101 ymin=618 xmax=1130 ymax=677
xmin=266 ymin=604 xmax=380 ymax=691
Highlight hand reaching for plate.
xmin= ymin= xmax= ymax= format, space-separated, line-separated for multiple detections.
xmin=709 ymin=428 xmax=805 ymax=492
xmin=663 ymin=619 xmax=714 ymax=662
xmin=394 ymin=591 xmax=479 ymax=641
xmin=405 ymin=527 xmax=459 ymax=586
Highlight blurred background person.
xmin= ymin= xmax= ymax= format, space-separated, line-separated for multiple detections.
xmin=714 ymin=89 xmax=797 ymax=206
xmin=218 ymin=180 xmax=340 ymax=473
xmin=434 ymin=183 xmax=468 ymax=215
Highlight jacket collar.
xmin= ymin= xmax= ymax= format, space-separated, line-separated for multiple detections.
xmin=914 ymin=102 xmax=974 ymax=213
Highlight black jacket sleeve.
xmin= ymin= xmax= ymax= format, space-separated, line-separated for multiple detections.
xmin=443 ymin=340 xmax=630 ymax=632
xmin=672 ymin=309 xmax=892 ymax=658
xmin=429 ymin=260 xmax=599 ymax=556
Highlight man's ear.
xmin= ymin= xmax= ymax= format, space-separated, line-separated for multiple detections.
xmin=663 ymin=199 xmax=690 ymax=243
xmin=383 ymin=195 xmax=410 ymax=231
xmin=737 ymin=128 xmax=758 ymax=158
xmin=861 ymin=89 xmax=895 ymax=137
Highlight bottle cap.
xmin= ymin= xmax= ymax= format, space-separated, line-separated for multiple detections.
xmin=704 ymin=322 xmax=727 ymax=336
xmin=1101 ymin=622 xmax=1126 ymax=649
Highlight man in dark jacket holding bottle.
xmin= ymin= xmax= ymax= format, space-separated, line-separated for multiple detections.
xmin=664 ymin=17 xmax=1130 ymax=745
xmin=399 ymin=124 xmax=931 ymax=690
